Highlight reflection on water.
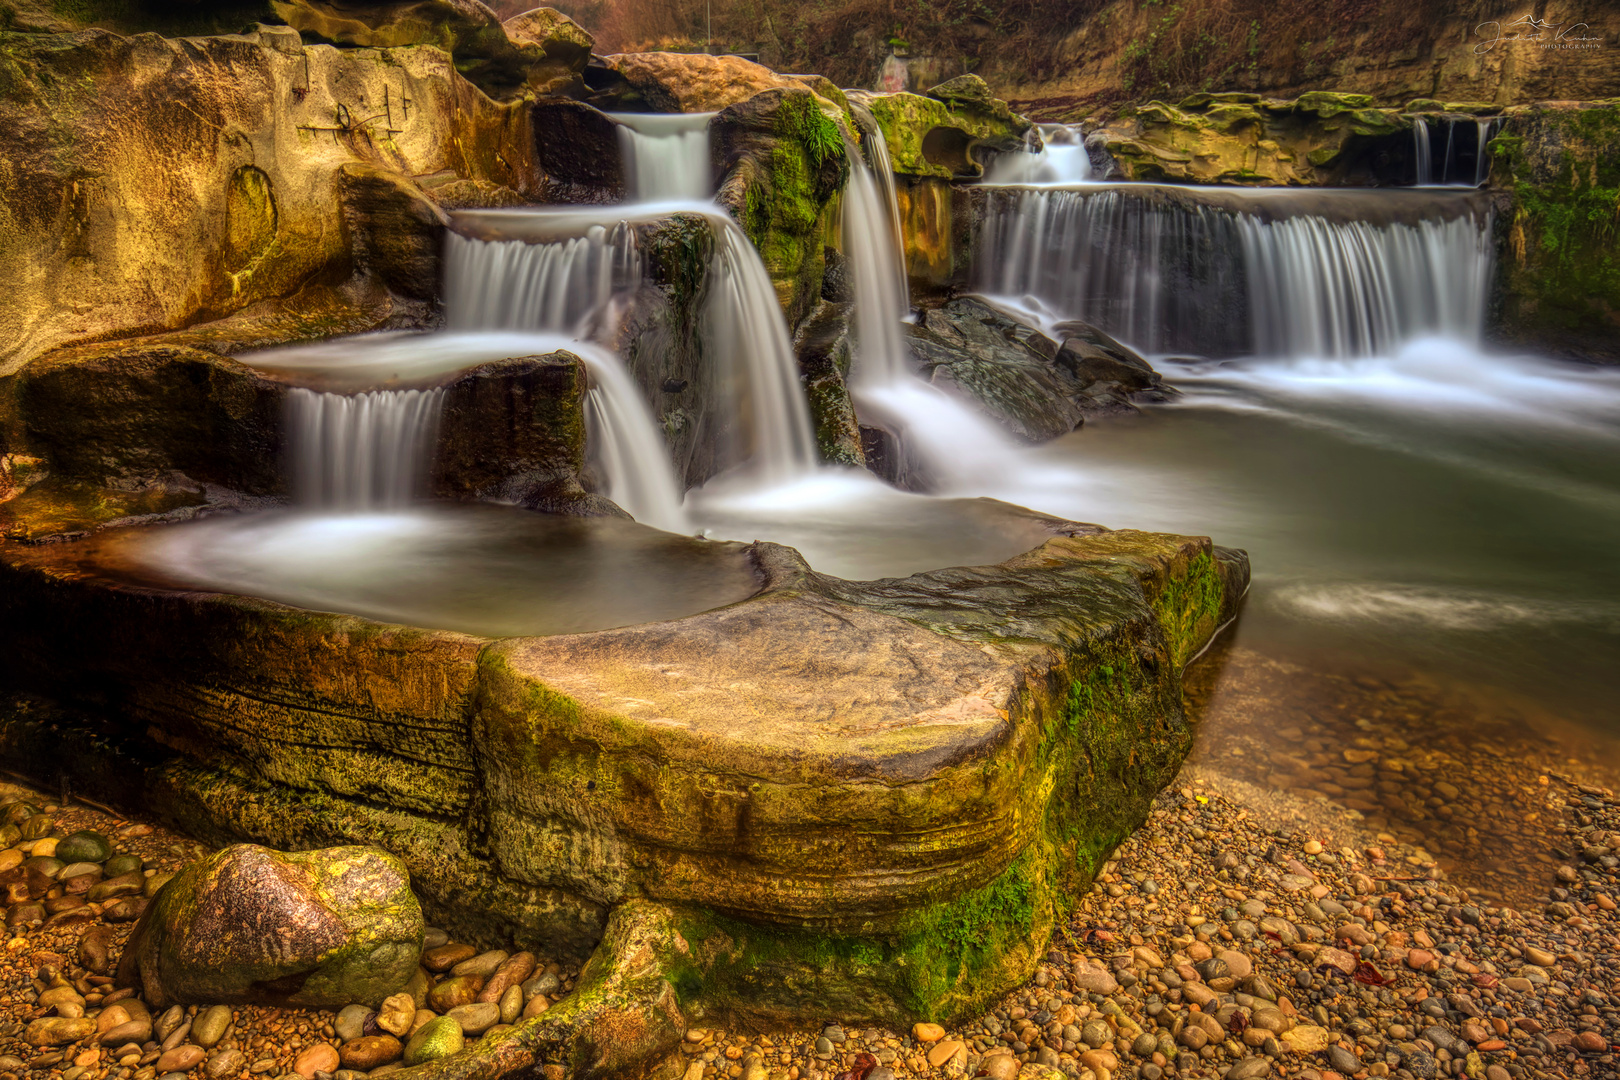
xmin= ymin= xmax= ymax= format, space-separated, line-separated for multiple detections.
xmin=109 ymin=504 xmax=761 ymax=639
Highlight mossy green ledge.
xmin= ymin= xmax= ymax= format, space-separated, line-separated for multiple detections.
xmin=0 ymin=518 xmax=1245 ymax=1072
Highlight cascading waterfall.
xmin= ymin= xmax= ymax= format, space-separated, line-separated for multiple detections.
xmin=975 ymin=186 xmax=1493 ymax=358
xmin=288 ymin=387 xmax=443 ymax=509
xmin=444 ymin=224 xmax=688 ymax=530
xmin=705 ymin=218 xmax=820 ymax=482
xmin=842 ymin=128 xmax=1016 ymax=489
xmin=1241 ymin=212 xmax=1492 ymax=357
xmin=443 ymin=223 xmax=639 ymax=334
xmin=610 ymin=112 xmax=716 ymax=201
xmin=848 ymin=102 xmax=910 ymax=311
xmin=1475 ymin=119 xmax=1497 ymax=187
xmin=976 ymin=187 xmax=1247 ymax=355
xmin=983 ymin=124 xmax=1093 ymax=185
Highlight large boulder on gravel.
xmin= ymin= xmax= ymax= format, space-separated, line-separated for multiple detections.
xmin=116 ymin=845 xmax=423 ymax=1010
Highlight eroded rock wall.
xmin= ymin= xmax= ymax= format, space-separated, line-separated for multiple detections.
xmin=0 ymin=25 xmax=540 ymax=376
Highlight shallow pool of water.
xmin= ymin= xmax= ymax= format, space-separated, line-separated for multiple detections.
xmin=108 ymin=504 xmax=764 ymax=639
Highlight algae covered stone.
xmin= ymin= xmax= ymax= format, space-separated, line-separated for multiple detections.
xmin=115 ymin=844 xmax=424 ymax=1010
xmin=54 ymin=830 xmax=112 ymax=864
xmin=403 ymin=1015 xmax=464 ymax=1065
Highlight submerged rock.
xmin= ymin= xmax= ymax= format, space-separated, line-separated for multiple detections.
xmin=116 ymin=844 xmax=424 ymax=1010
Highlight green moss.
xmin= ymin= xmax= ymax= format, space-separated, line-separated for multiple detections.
xmin=1152 ymin=550 xmax=1226 ymax=667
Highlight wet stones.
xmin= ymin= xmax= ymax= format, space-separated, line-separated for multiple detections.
xmin=115 ymin=844 xmax=423 ymax=1010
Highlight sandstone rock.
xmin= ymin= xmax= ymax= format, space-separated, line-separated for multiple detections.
xmin=603 ymin=52 xmax=834 ymax=113
xmin=340 ymin=1035 xmax=403 ymax=1070
xmin=1098 ymin=92 xmax=1411 ymax=186
xmin=115 ymin=844 xmax=423 ymax=1010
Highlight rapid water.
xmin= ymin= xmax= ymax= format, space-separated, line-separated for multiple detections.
xmin=976 ymin=185 xmax=1492 ymax=356
xmin=610 ymin=112 xmax=716 ymax=201
xmin=840 ymin=126 xmax=1020 ymax=491
xmin=443 ymin=223 xmax=639 ymax=335
xmin=982 ymin=124 xmax=1093 ymax=185
xmin=1412 ymin=116 xmax=1498 ymax=187
xmin=287 ymin=388 xmax=442 ymax=509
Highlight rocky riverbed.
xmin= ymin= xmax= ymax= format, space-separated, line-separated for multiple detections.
xmin=0 ymin=671 xmax=1615 ymax=1080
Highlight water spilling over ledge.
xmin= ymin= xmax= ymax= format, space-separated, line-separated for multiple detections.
xmin=975 ymin=184 xmax=1493 ymax=357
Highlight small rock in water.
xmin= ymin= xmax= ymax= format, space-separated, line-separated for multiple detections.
xmin=334 ymin=1005 xmax=371 ymax=1043
xmin=446 ymin=1002 xmax=499 ymax=1035
xmin=339 ymin=1036 xmax=402 ymax=1071
xmin=375 ymin=993 xmax=415 ymax=1037
xmin=192 ymin=1005 xmax=232 ymax=1049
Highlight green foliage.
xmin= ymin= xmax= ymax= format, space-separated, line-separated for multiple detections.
xmin=1152 ymin=551 xmax=1225 ymax=667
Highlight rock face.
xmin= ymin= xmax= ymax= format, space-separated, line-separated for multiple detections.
xmin=1490 ymin=100 xmax=1620 ymax=362
xmin=269 ymin=1 xmax=594 ymax=97
xmin=0 ymin=26 xmax=539 ymax=377
xmin=1098 ymin=92 xmax=1411 ymax=185
xmin=853 ymin=89 xmax=1031 ymax=180
xmin=116 ymin=844 xmax=424 ymax=1009
xmin=713 ymin=88 xmax=850 ymax=327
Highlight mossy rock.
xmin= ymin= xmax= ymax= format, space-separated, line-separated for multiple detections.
xmin=1491 ymin=102 xmax=1620 ymax=360
xmin=857 ymin=90 xmax=1031 ymax=180
xmin=54 ymin=830 xmax=111 ymax=864
xmin=115 ymin=844 xmax=424 ymax=1009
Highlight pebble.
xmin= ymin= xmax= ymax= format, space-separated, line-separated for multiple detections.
xmin=446 ymin=1002 xmax=499 ymax=1035
xmin=338 ymin=1035 xmax=402 ymax=1071
xmin=403 ymin=1017 xmax=463 ymax=1066
xmin=292 ymin=1044 xmax=338 ymax=1080
xmin=333 ymin=1004 xmax=371 ymax=1043
xmin=191 ymin=1005 xmax=231 ymax=1049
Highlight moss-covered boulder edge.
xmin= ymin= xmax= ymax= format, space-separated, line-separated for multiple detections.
xmin=1487 ymin=99 xmax=1620 ymax=362
xmin=1 ymin=518 xmax=1245 ymax=1076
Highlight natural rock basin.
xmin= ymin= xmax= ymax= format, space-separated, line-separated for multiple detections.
xmin=59 ymin=505 xmax=764 ymax=639
xmin=0 ymin=502 xmax=1248 ymax=1072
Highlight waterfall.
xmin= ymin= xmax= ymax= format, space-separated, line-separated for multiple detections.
xmin=1414 ymin=118 xmax=1433 ymax=186
xmin=1241 ymin=213 xmax=1492 ymax=357
xmin=610 ymin=112 xmax=716 ymax=201
xmin=706 ymin=218 xmax=820 ymax=482
xmin=842 ymin=130 xmax=1016 ymax=490
xmin=575 ymin=343 xmax=689 ymax=533
xmin=849 ymin=102 xmax=910 ymax=312
xmin=444 ymin=223 xmax=639 ymax=334
xmin=976 ymin=187 xmax=1247 ymax=355
xmin=288 ymin=388 xmax=443 ymax=509
xmin=443 ymin=221 xmax=688 ymax=527
xmin=984 ymin=124 xmax=1093 ymax=185
xmin=975 ymin=186 xmax=1492 ymax=359
xmin=1476 ymin=119 xmax=1496 ymax=187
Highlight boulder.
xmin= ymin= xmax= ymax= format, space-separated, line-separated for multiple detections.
xmin=268 ymin=0 xmax=593 ymax=97
xmin=1098 ymin=92 xmax=1412 ymax=185
xmin=713 ymin=88 xmax=850 ymax=326
xmin=903 ymin=297 xmax=1166 ymax=442
xmin=115 ymin=844 xmax=424 ymax=1010
xmin=851 ymin=89 xmax=1032 ymax=179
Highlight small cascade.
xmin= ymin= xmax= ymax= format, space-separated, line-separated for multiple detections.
xmin=288 ymin=387 xmax=443 ymax=509
xmin=444 ymin=223 xmax=639 ymax=334
xmin=706 ymin=218 xmax=820 ymax=482
xmin=575 ymin=343 xmax=689 ymax=533
xmin=842 ymin=130 xmax=1016 ymax=490
xmin=1414 ymin=118 xmax=1433 ymax=186
xmin=1241 ymin=213 xmax=1492 ymax=357
xmin=975 ymin=186 xmax=1493 ymax=358
xmin=983 ymin=124 xmax=1093 ymax=185
xmin=610 ymin=112 xmax=716 ymax=201
xmin=848 ymin=102 xmax=910 ymax=311
xmin=976 ymin=187 xmax=1246 ymax=355
xmin=1476 ymin=119 xmax=1497 ymax=186
xmin=443 ymin=219 xmax=689 ymax=526
xmin=1411 ymin=116 xmax=1498 ymax=187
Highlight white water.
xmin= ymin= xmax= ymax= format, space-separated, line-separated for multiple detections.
xmin=703 ymin=213 xmax=821 ymax=483
xmin=1240 ymin=213 xmax=1492 ymax=357
xmin=1412 ymin=116 xmax=1498 ymax=187
xmin=975 ymin=185 xmax=1492 ymax=358
xmin=1414 ymin=117 xmax=1433 ymax=186
xmin=444 ymin=223 xmax=638 ymax=335
xmin=983 ymin=124 xmax=1093 ymax=185
xmin=288 ymin=387 xmax=443 ymax=509
xmin=576 ymin=341 xmax=689 ymax=533
xmin=841 ymin=128 xmax=1018 ymax=491
xmin=610 ymin=112 xmax=716 ymax=201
